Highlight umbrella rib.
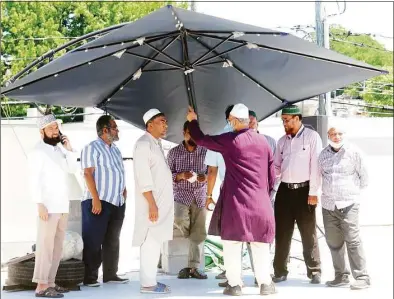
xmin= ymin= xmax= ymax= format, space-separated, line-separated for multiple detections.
xmin=143 ymin=67 xmax=180 ymax=72
xmin=195 ymin=33 xmax=386 ymax=74
xmin=1 ymin=34 xmax=177 ymax=96
xmin=194 ymin=43 xmax=246 ymax=66
xmin=144 ymin=42 xmax=183 ymax=67
xmin=97 ymin=34 xmax=180 ymax=109
xmin=191 ymin=33 xmax=233 ymax=67
xmin=124 ymin=52 xmax=183 ymax=69
xmin=189 ymin=34 xmax=284 ymax=103
xmin=195 ymin=60 xmax=227 ymax=67
xmin=188 ymin=30 xmax=287 ymax=36
xmin=73 ymin=31 xmax=180 ymax=52
xmin=6 ymin=22 xmax=130 ymax=84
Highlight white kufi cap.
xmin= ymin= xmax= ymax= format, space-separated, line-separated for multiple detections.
xmin=37 ymin=114 xmax=61 ymax=130
xmin=230 ymin=103 xmax=249 ymax=119
xmin=143 ymin=108 xmax=162 ymax=124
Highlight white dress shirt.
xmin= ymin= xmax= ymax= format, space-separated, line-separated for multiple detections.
xmin=274 ymin=125 xmax=323 ymax=196
xmin=27 ymin=141 xmax=79 ymax=213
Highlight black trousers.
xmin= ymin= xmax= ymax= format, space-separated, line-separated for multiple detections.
xmin=273 ymin=183 xmax=321 ymax=278
xmin=82 ymin=199 xmax=125 ymax=282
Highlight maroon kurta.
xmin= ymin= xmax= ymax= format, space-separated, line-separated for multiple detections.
xmin=188 ymin=120 xmax=275 ymax=243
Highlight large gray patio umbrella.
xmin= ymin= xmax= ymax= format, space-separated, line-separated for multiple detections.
xmin=1 ymin=5 xmax=387 ymax=142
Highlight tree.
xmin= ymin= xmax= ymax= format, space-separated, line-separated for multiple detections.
xmin=329 ymin=25 xmax=393 ymax=107
xmin=1 ymin=1 xmax=188 ymax=119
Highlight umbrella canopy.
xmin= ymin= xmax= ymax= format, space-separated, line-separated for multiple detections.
xmin=1 ymin=5 xmax=387 ymax=142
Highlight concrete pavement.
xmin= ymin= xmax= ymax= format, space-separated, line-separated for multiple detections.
xmin=2 ymin=226 xmax=392 ymax=299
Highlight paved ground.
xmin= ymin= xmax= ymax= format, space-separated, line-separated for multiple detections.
xmin=2 ymin=226 xmax=392 ymax=299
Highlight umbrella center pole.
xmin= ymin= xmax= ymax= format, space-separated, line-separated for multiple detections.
xmin=180 ymin=30 xmax=198 ymax=113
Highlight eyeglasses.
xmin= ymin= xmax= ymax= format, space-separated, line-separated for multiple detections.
xmin=105 ymin=126 xmax=119 ymax=131
xmin=281 ymin=118 xmax=295 ymax=124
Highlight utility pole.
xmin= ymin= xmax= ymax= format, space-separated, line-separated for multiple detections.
xmin=190 ymin=0 xmax=196 ymax=11
xmin=315 ymin=1 xmax=332 ymax=116
xmin=323 ymin=8 xmax=332 ymax=116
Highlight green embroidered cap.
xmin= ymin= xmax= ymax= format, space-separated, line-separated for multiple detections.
xmin=249 ymin=110 xmax=257 ymax=118
xmin=281 ymin=105 xmax=301 ymax=115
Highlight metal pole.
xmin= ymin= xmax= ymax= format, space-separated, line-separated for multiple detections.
xmin=190 ymin=0 xmax=196 ymax=11
xmin=315 ymin=1 xmax=326 ymax=115
xmin=323 ymin=8 xmax=332 ymax=116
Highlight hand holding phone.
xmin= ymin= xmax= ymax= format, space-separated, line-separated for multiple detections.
xmin=59 ymin=131 xmax=72 ymax=151
xmin=59 ymin=131 xmax=65 ymax=145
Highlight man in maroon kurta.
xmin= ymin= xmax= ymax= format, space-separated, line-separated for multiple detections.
xmin=186 ymin=104 xmax=276 ymax=296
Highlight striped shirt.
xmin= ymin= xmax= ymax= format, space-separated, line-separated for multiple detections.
xmin=318 ymin=144 xmax=368 ymax=211
xmin=80 ymin=138 xmax=126 ymax=206
xmin=274 ymin=125 xmax=322 ymax=196
xmin=167 ymin=142 xmax=208 ymax=208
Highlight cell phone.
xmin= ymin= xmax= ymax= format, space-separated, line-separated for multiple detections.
xmin=59 ymin=131 xmax=65 ymax=144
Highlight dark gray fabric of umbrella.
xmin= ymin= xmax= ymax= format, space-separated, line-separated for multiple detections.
xmin=1 ymin=5 xmax=387 ymax=142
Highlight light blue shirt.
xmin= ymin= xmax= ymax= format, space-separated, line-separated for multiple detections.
xmin=204 ymin=149 xmax=226 ymax=182
xmin=204 ymin=124 xmax=232 ymax=181
xmin=80 ymin=138 xmax=126 ymax=206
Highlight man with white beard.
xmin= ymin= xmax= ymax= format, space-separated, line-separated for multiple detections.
xmin=318 ymin=123 xmax=370 ymax=290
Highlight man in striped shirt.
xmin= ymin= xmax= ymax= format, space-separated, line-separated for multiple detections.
xmin=80 ymin=115 xmax=128 ymax=287
xmin=167 ymin=121 xmax=208 ymax=280
xmin=318 ymin=124 xmax=370 ymax=290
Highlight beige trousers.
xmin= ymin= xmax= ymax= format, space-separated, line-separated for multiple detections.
xmin=32 ymin=213 xmax=68 ymax=284
xmin=174 ymin=201 xmax=207 ymax=268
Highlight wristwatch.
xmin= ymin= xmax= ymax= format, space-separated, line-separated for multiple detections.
xmin=207 ymin=194 xmax=212 ymax=198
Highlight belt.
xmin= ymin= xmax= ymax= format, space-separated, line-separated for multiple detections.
xmin=282 ymin=181 xmax=309 ymax=190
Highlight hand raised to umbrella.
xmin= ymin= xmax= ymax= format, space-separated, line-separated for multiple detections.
xmin=187 ymin=106 xmax=197 ymax=122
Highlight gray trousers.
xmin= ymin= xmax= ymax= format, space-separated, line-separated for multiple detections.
xmin=322 ymin=203 xmax=369 ymax=280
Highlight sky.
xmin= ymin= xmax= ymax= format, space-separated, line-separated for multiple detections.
xmin=196 ymin=1 xmax=393 ymax=50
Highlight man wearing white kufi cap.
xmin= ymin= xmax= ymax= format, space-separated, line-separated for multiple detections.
xmin=318 ymin=122 xmax=370 ymax=290
xmin=132 ymin=108 xmax=174 ymax=294
xmin=27 ymin=114 xmax=79 ymax=297
xmin=187 ymin=104 xmax=276 ymax=296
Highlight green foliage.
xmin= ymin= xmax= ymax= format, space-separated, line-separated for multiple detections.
xmin=330 ymin=25 xmax=393 ymax=107
xmin=1 ymin=1 xmax=188 ymax=120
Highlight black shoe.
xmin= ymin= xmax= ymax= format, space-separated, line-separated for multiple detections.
xmin=272 ymin=275 xmax=287 ymax=283
xmin=219 ymin=280 xmax=245 ymax=288
xmin=254 ymin=278 xmax=258 ymax=286
xmin=310 ymin=273 xmax=321 ymax=284
xmin=326 ymin=274 xmax=350 ymax=287
xmin=350 ymin=278 xmax=371 ymax=290
xmin=260 ymin=282 xmax=277 ymax=295
xmin=216 ymin=270 xmax=226 ymax=279
xmin=103 ymin=276 xmax=129 ymax=284
xmin=223 ymin=285 xmax=242 ymax=296
xmin=83 ymin=280 xmax=100 ymax=287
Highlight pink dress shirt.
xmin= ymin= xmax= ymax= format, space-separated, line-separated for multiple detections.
xmin=274 ymin=125 xmax=322 ymax=196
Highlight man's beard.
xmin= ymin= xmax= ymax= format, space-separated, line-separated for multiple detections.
xmin=187 ymin=139 xmax=196 ymax=147
xmin=43 ymin=133 xmax=61 ymax=146
xmin=108 ymin=133 xmax=119 ymax=143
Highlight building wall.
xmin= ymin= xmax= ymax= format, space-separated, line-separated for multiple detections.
xmin=1 ymin=117 xmax=392 ymax=262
